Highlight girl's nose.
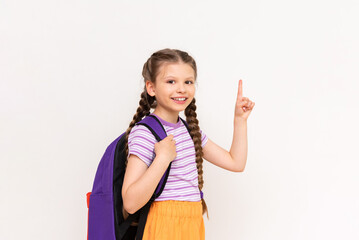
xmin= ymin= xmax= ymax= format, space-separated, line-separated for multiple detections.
xmin=177 ymin=83 xmax=186 ymax=93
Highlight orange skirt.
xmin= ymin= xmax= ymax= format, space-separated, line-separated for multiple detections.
xmin=142 ymin=200 xmax=205 ymax=240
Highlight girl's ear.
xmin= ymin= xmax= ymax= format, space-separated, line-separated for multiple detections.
xmin=145 ymin=80 xmax=155 ymax=97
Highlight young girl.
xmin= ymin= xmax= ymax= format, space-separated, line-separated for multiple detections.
xmin=121 ymin=48 xmax=255 ymax=240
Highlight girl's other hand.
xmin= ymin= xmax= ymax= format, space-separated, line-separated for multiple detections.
xmin=154 ymin=134 xmax=177 ymax=165
xmin=234 ymin=79 xmax=255 ymax=120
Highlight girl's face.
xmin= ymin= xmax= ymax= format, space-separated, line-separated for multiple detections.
xmin=146 ymin=62 xmax=196 ymax=118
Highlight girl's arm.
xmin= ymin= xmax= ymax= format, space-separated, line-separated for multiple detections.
xmin=122 ymin=154 xmax=169 ymax=214
xmin=202 ymin=80 xmax=254 ymax=172
xmin=122 ymin=134 xmax=176 ymax=214
xmin=202 ymin=118 xmax=248 ymax=172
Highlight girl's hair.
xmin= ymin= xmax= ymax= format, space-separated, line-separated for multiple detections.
xmin=124 ymin=48 xmax=209 ymax=218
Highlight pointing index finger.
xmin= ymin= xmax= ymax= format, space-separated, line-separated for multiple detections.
xmin=237 ymin=79 xmax=243 ymax=100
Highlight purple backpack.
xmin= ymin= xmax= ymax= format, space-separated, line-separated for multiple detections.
xmin=86 ymin=114 xmax=190 ymax=240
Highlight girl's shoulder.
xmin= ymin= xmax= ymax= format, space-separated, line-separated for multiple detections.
xmin=127 ymin=124 xmax=157 ymax=167
xmin=128 ymin=124 xmax=156 ymax=143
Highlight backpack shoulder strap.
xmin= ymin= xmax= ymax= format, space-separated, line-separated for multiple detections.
xmin=136 ymin=114 xmax=167 ymax=141
xmin=179 ymin=116 xmax=190 ymax=131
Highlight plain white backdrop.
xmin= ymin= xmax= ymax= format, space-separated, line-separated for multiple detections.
xmin=1 ymin=0 xmax=358 ymax=239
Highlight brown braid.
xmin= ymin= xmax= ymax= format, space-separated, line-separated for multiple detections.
xmin=124 ymin=90 xmax=155 ymax=165
xmin=185 ymin=98 xmax=209 ymax=219
xmin=125 ymin=48 xmax=208 ymax=218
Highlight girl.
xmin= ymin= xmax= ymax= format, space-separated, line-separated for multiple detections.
xmin=121 ymin=48 xmax=255 ymax=240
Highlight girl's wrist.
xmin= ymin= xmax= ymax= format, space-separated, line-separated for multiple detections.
xmin=234 ymin=117 xmax=247 ymax=124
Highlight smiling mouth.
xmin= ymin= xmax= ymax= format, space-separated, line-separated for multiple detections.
xmin=171 ymin=97 xmax=188 ymax=104
xmin=171 ymin=97 xmax=187 ymax=101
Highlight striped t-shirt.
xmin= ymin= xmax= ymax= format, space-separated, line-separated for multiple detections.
xmin=127 ymin=113 xmax=208 ymax=202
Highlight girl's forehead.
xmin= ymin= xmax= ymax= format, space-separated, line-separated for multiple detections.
xmin=157 ymin=62 xmax=195 ymax=80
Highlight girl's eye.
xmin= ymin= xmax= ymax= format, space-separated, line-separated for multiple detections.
xmin=167 ymin=80 xmax=194 ymax=84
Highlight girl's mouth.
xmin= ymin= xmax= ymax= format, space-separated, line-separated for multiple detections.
xmin=171 ymin=97 xmax=187 ymax=104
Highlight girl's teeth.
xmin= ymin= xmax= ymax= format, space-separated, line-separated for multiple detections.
xmin=173 ymin=98 xmax=186 ymax=101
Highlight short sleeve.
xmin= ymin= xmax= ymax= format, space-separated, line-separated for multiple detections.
xmin=127 ymin=124 xmax=157 ymax=167
xmin=200 ymin=129 xmax=208 ymax=148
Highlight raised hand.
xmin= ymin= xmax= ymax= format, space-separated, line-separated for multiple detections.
xmin=234 ymin=79 xmax=255 ymax=120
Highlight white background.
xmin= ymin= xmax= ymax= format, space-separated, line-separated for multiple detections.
xmin=1 ymin=0 xmax=358 ymax=239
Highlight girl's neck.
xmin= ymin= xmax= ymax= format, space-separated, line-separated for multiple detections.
xmin=151 ymin=110 xmax=179 ymax=124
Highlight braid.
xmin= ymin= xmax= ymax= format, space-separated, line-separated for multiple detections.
xmin=185 ymin=98 xmax=209 ymax=219
xmin=124 ymin=89 xmax=155 ymax=166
